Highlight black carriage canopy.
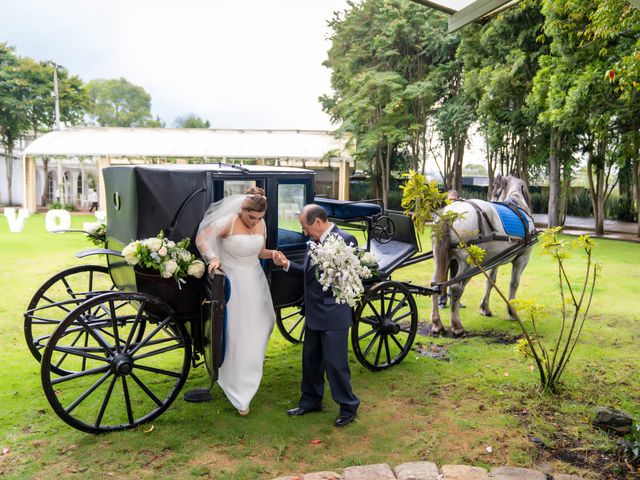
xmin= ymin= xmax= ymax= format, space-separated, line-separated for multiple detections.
xmin=102 ymin=163 xmax=315 ymax=252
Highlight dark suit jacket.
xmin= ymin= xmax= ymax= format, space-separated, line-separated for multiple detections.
xmin=288 ymin=225 xmax=358 ymax=331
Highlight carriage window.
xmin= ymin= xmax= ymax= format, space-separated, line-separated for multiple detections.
xmin=223 ymin=180 xmax=256 ymax=197
xmin=277 ymin=183 xmax=307 ymax=250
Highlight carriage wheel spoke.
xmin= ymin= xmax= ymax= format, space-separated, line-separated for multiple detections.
xmin=133 ymin=342 xmax=185 ymax=361
xmin=61 ymin=277 xmax=79 ymax=299
xmin=281 ymin=310 xmax=302 ymax=321
xmin=75 ymin=315 xmax=113 ymax=354
xmin=389 ymin=333 xmax=405 ymax=351
xmin=95 ymin=375 xmax=118 ymax=427
xmin=65 ymin=371 xmax=112 ymax=414
xmin=29 ymin=316 xmax=64 ymax=325
xmin=384 ymin=335 xmax=392 ymax=365
xmin=109 ymin=301 xmax=122 ymax=352
xmin=358 ymin=328 xmax=377 ymax=342
xmin=297 ymin=326 xmax=305 ymax=342
xmin=51 ymin=364 xmax=111 ymax=385
xmin=129 ymin=316 xmax=172 ymax=356
xmin=124 ymin=302 xmax=146 ymax=351
xmin=51 ymin=344 xmax=111 ymax=363
xmin=362 ymin=331 xmax=380 ymax=359
xmin=134 ymin=363 xmax=182 ymax=378
xmin=385 ymin=290 xmax=397 ymax=317
xmin=366 ymin=303 xmax=383 ymax=323
xmin=129 ymin=372 xmax=163 ymax=407
xmin=388 ymin=297 xmax=408 ymax=318
xmin=41 ymin=294 xmax=72 ymax=312
xmin=374 ymin=334 xmax=384 ymax=365
xmin=359 ymin=315 xmax=379 ymax=327
xmin=122 ymin=377 xmax=134 ymax=425
xmin=54 ymin=330 xmax=85 ymax=369
xmin=287 ymin=316 xmax=304 ymax=335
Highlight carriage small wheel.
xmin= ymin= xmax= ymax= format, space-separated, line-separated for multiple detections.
xmin=24 ymin=265 xmax=124 ymax=375
xmin=276 ymin=305 xmax=306 ymax=344
xmin=372 ymin=216 xmax=395 ymax=244
xmin=40 ymin=292 xmax=191 ymax=434
xmin=351 ymin=281 xmax=418 ymax=371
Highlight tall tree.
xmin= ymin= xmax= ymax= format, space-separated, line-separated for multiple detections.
xmin=0 ymin=44 xmax=29 ymax=205
xmin=86 ymin=77 xmax=158 ymax=127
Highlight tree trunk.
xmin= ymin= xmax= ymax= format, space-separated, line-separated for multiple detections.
xmin=486 ymin=135 xmax=495 ymax=199
xmin=632 ymin=117 xmax=640 ymax=237
xmin=559 ymin=163 xmax=572 ymax=225
xmin=453 ymin=132 xmax=464 ymax=193
xmin=548 ymin=127 xmax=561 ymax=228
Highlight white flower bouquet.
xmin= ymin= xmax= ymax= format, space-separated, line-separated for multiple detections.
xmin=308 ymin=234 xmax=379 ymax=307
xmin=122 ymin=231 xmax=206 ymax=285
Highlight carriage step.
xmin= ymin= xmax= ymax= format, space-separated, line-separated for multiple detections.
xmin=184 ymin=387 xmax=213 ymax=403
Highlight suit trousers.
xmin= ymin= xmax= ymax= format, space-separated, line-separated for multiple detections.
xmin=299 ymin=327 xmax=360 ymax=417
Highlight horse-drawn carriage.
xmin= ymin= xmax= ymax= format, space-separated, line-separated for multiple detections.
xmin=24 ymin=164 xmax=438 ymax=433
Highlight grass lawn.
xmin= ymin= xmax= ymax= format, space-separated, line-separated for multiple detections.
xmin=0 ymin=214 xmax=638 ymax=479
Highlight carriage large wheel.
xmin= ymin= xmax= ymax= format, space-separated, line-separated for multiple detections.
xmin=41 ymin=292 xmax=191 ymax=434
xmin=24 ymin=265 xmax=116 ymax=373
xmin=352 ymin=281 xmax=417 ymax=371
xmin=276 ymin=305 xmax=305 ymax=344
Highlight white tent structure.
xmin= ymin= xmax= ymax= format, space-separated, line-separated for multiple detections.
xmin=22 ymin=128 xmax=352 ymax=212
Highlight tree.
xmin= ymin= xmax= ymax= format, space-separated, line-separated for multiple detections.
xmin=0 ymin=44 xmax=29 ymax=205
xmin=86 ymin=78 xmax=157 ymax=127
xmin=174 ymin=113 xmax=211 ymax=128
xmin=321 ymin=0 xmax=458 ymax=206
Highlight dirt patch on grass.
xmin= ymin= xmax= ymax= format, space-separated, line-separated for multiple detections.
xmin=417 ymin=322 xmax=522 ymax=344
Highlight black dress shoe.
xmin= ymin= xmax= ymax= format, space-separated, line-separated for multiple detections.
xmin=287 ymin=406 xmax=321 ymax=416
xmin=334 ymin=414 xmax=356 ymax=427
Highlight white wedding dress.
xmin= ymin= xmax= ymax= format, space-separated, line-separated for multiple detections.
xmin=216 ymin=220 xmax=275 ymax=411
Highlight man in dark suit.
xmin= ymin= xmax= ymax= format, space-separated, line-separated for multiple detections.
xmin=273 ymin=204 xmax=360 ymax=427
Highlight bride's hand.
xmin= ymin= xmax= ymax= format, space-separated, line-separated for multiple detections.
xmin=208 ymin=258 xmax=221 ymax=272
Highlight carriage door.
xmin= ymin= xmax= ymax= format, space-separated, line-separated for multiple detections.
xmin=270 ymin=180 xmax=310 ymax=309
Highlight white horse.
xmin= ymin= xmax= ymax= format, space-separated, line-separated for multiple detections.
xmin=430 ymin=175 xmax=536 ymax=336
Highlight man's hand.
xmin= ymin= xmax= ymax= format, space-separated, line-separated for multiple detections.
xmin=272 ymin=250 xmax=288 ymax=269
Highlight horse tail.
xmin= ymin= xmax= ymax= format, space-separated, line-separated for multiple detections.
xmin=433 ymin=221 xmax=451 ymax=287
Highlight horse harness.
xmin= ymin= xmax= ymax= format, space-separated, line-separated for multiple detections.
xmin=438 ymin=199 xmax=538 ymax=289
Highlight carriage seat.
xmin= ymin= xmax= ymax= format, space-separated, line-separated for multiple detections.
xmin=370 ymin=239 xmax=417 ymax=277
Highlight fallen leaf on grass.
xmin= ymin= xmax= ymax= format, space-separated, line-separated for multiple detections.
xmin=143 ymin=425 xmax=154 ymax=433
xmin=310 ymin=439 xmax=322 ymax=445
xmin=2 ymin=447 xmax=10 ymax=455
xmin=503 ymin=371 xmax=510 ymax=377
xmin=485 ymin=446 xmax=493 ymax=453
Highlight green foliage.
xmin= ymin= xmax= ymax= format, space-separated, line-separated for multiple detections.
xmin=400 ymin=170 xmax=447 ymax=233
xmin=122 ymin=231 xmax=205 ymax=283
xmin=47 ymin=201 xmax=75 ymax=211
xmin=623 ymin=423 xmax=640 ymax=466
xmin=85 ymin=77 xmax=157 ymax=127
xmin=86 ymin=223 xmax=107 ymax=247
xmin=174 ymin=113 xmax=211 ymax=128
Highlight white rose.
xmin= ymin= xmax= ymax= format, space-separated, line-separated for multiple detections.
xmin=122 ymin=241 xmax=140 ymax=265
xmin=180 ymin=250 xmax=192 ymax=262
xmin=188 ymin=260 xmax=205 ymax=278
xmin=162 ymin=260 xmax=178 ymax=278
xmin=167 ymin=240 xmax=176 ymax=248
xmin=144 ymin=237 xmax=162 ymax=252
xmin=158 ymin=246 xmax=168 ymax=257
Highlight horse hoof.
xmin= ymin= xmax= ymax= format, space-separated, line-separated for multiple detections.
xmin=480 ymin=309 xmax=493 ymax=317
xmin=451 ymin=329 xmax=465 ymax=338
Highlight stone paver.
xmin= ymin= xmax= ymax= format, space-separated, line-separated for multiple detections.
xmin=272 ymin=476 xmax=303 ymax=480
xmin=490 ymin=466 xmax=546 ymax=480
xmin=441 ymin=464 xmax=489 ymax=480
xmin=554 ymin=475 xmax=585 ymax=480
xmin=343 ymin=463 xmax=396 ymax=480
xmin=394 ymin=461 xmax=439 ymax=480
xmin=303 ymin=472 xmax=342 ymax=480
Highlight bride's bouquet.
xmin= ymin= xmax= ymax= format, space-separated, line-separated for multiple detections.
xmin=122 ymin=231 xmax=206 ymax=285
xmin=308 ymin=234 xmax=379 ymax=307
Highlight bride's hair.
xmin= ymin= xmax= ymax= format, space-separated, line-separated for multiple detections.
xmin=243 ymin=187 xmax=267 ymax=212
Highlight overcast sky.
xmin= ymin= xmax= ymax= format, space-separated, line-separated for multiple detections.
xmin=1 ymin=0 xmax=352 ymax=130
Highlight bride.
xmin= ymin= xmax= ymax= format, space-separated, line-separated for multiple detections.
xmin=196 ymin=187 xmax=276 ymax=415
